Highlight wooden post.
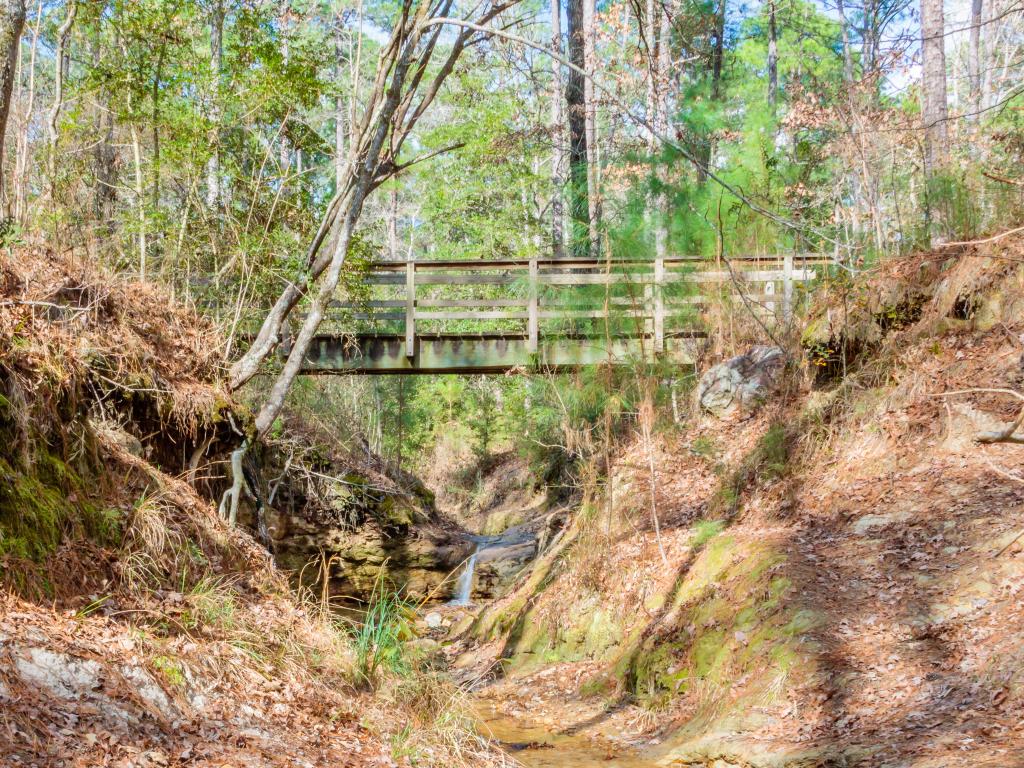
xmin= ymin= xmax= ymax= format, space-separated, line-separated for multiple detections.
xmin=642 ymin=282 xmax=652 ymax=339
xmin=405 ymin=261 xmax=415 ymax=358
xmin=782 ymin=252 xmax=794 ymax=321
xmin=765 ymin=278 xmax=776 ymax=317
xmin=654 ymin=257 xmax=665 ymax=352
xmin=528 ymin=258 xmax=539 ymax=354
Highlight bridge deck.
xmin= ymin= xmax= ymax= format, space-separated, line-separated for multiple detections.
xmin=274 ymin=255 xmax=826 ymax=374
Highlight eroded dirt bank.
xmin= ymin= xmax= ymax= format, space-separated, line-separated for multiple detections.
xmin=0 ymin=248 xmax=510 ymax=767
xmin=446 ymin=239 xmax=1024 ymax=767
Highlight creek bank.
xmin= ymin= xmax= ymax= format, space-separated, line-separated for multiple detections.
xmin=0 ymin=247 xmax=516 ymax=766
xmin=445 ymin=238 xmax=1024 ymax=767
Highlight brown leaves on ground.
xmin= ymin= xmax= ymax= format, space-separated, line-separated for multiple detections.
xmin=0 ymin=589 xmax=396 ymax=767
xmin=464 ymin=235 xmax=1024 ymax=766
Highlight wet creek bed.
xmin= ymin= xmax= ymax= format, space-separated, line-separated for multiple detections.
xmin=475 ymin=699 xmax=659 ymax=767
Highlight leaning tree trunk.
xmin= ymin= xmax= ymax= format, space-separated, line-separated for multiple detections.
xmin=920 ymin=0 xmax=948 ymax=174
xmin=13 ymin=0 xmax=40 ymax=224
xmin=334 ymin=11 xmax=346 ymax=189
xmin=229 ymin=0 xmax=513 ymax=395
xmin=0 ymin=0 xmax=26 ymax=202
xmin=47 ymin=1 xmax=75 ymax=194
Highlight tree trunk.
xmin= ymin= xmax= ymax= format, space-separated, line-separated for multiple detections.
xmin=92 ymin=22 xmax=117 ymax=232
xmin=836 ymin=0 xmax=853 ymax=83
xmin=710 ymin=0 xmax=724 ymax=100
xmin=653 ymin=0 xmax=670 ymax=262
xmin=767 ymin=0 xmax=778 ymax=112
xmin=130 ymin=121 xmax=147 ymax=279
xmin=565 ymin=0 xmax=588 ymax=258
xmin=643 ymin=0 xmax=657 ymax=143
xmin=920 ymin=0 xmax=948 ymax=173
xmin=12 ymin=0 xmax=39 ymax=223
xmin=862 ymin=0 xmax=877 ymax=76
xmin=47 ymin=1 xmax=75 ymax=193
xmin=0 ymin=0 xmax=27 ymax=199
xmin=696 ymin=0 xmax=725 ymax=184
xmin=253 ymin=183 xmax=365 ymax=436
xmin=387 ymin=186 xmax=399 ymax=260
xmin=278 ymin=9 xmax=290 ymax=197
xmin=205 ymin=0 xmax=224 ymax=210
xmin=152 ymin=45 xmax=165 ymax=214
xmin=334 ymin=11 xmax=346 ymax=189
xmin=583 ymin=0 xmax=599 ymax=257
xmin=968 ymin=0 xmax=982 ymax=120
xmin=656 ymin=4 xmax=670 ymax=126
xmin=550 ymin=0 xmax=565 ymax=258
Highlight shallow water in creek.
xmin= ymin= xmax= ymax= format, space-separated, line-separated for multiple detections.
xmin=476 ymin=701 xmax=659 ymax=768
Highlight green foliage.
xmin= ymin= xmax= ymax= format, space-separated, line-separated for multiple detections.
xmin=182 ymin=575 xmax=238 ymax=631
xmin=923 ymin=171 xmax=982 ymax=244
xmin=350 ymin=577 xmax=413 ymax=687
xmin=414 ymin=67 xmax=547 ymax=262
xmin=0 ymin=219 xmax=24 ymax=249
xmin=690 ymin=519 xmax=726 ymax=548
xmin=151 ymin=654 xmax=187 ymax=689
xmin=689 ymin=436 xmax=719 ymax=461
xmin=755 ymin=424 xmax=790 ymax=480
xmin=75 ymin=595 xmax=112 ymax=619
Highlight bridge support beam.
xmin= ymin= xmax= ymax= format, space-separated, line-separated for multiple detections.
xmin=297 ymin=334 xmax=698 ymax=375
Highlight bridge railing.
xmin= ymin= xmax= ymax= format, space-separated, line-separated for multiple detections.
xmin=322 ymin=255 xmax=826 ymax=357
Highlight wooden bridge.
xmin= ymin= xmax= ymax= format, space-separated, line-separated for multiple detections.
xmin=284 ymin=255 xmax=825 ymax=374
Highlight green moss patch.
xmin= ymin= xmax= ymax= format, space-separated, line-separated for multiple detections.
xmin=0 ymin=447 xmax=117 ymax=563
xmin=613 ymin=538 xmax=816 ymax=715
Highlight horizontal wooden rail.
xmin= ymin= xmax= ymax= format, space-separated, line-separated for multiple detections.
xmin=363 ymin=268 xmax=815 ymax=287
xmin=364 ymin=254 xmax=831 ymax=270
xmin=416 ymin=310 xmax=530 ymax=321
xmin=418 ymin=298 xmax=526 ymax=308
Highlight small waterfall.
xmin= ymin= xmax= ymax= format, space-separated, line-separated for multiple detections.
xmin=450 ymin=545 xmax=479 ymax=606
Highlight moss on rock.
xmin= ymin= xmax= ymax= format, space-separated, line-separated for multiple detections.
xmin=0 ymin=436 xmax=117 ymax=565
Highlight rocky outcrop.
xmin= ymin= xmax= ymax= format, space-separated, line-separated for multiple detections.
xmin=471 ymin=509 xmax=567 ymax=600
xmin=473 ymin=525 xmax=538 ymax=599
xmin=237 ymin=435 xmax=561 ymax=605
xmin=697 ymin=345 xmax=784 ymax=417
xmin=261 ymin=468 xmax=473 ymax=603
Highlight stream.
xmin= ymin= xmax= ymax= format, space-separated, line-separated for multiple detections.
xmin=449 ymin=523 xmax=660 ymax=765
xmin=476 ymin=701 xmax=658 ymax=767
xmin=449 ymin=543 xmax=480 ymax=606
